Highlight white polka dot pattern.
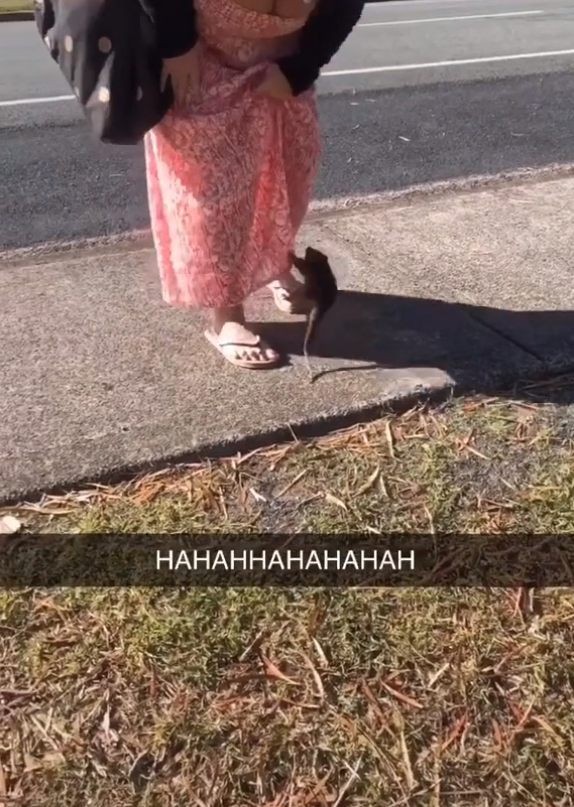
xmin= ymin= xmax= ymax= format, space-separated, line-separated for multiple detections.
xmin=35 ymin=0 xmax=173 ymax=144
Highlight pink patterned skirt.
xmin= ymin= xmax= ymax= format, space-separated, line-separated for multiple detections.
xmin=144 ymin=0 xmax=322 ymax=309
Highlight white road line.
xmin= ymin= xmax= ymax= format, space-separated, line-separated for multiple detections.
xmin=0 ymin=94 xmax=74 ymax=107
xmin=358 ymin=10 xmax=543 ymax=27
xmin=3 ymin=47 xmax=574 ymax=107
xmin=323 ymin=49 xmax=574 ymax=76
xmin=365 ymin=0 xmax=539 ymax=4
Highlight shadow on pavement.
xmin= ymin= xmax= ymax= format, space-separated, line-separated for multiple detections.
xmin=257 ymin=290 xmax=574 ymax=405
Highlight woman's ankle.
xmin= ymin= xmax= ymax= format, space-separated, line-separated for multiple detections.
xmin=269 ymin=272 xmax=302 ymax=293
xmin=211 ymin=304 xmax=245 ymax=332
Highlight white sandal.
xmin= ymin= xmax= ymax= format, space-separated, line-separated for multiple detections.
xmin=204 ymin=322 xmax=281 ymax=369
xmin=269 ymin=280 xmax=312 ymax=315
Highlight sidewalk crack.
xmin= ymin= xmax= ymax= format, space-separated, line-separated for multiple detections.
xmin=461 ymin=305 xmax=546 ymax=363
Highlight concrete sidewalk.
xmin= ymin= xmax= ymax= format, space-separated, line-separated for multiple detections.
xmin=3 ymin=173 xmax=574 ymax=503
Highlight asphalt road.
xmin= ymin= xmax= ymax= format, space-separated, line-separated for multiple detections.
xmin=2 ymin=0 xmax=574 ymax=250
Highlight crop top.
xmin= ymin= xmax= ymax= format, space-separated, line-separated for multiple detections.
xmin=149 ymin=0 xmax=365 ymax=95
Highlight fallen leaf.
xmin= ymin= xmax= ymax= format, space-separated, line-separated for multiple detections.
xmin=360 ymin=680 xmax=392 ymax=732
xmin=0 ymin=515 xmax=20 ymax=535
xmin=311 ymin=637 xmax=329 ymax=668
xmin=0 ymin=760 xmax=6 ymax=804
xmin=300 ymin=651 xmax=325 ymax=699
xmin=385 ymin=422 xmax=395 ymax=458
xmin=531 ymin=714 xmax=562 ymax=742
xmin=381 ymin=681 xmax=423 ymax=709
xmin=275 ymin=470 xmax=307 ymax=499
xmin=492 ymin=718 xmax=504 ymax=751
xmin=355 ymin=467 xmax=380 ymax=497
xmin=324 ymin=492 xmax=348 ymax=511
xmin=260 ymin=654 xmax=299 ymax=686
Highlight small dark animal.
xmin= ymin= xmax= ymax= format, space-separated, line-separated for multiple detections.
xmin=290 ymin=246 xmax=338 ymax=380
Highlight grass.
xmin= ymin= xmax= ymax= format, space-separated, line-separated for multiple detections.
xmin=2 ymin=380 xmax=574 ymax=805
xmin=0 ymin=0 xmax=32 ymax=13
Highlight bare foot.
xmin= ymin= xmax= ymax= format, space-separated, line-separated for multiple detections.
xmin=205 ymin=306 xmax=281 ymax=368
xmin=268 ymin=272 xmax=312 ymax=315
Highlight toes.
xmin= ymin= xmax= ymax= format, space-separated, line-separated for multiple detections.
xmin=237 ymin=348 xmax=263 ymax=363
xmin=241 ymin=348 xmax=278 ymax=363
xmin=258 ymin=349 xmax=277 ymax=363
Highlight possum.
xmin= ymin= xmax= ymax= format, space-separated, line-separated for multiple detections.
xmin=290 ymin=247 xmax=338 ymax=381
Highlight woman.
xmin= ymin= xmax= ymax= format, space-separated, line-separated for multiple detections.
xmin=147 ymin=0 xmax=364 ymax=369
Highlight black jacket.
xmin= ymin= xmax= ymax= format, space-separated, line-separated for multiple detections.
xmin=148 ymin=0 xmax=365 ymax=95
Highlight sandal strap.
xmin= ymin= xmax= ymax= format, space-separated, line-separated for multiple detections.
xmin=218 ymin=338 xmax=262 ymax=350
xmin=273 ymin=287 xmax=291 ymax=298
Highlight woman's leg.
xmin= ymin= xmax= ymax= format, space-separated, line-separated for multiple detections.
xmin=268 ymin=262 xmax=313 ymax=315
xmin=145 ymin=136 xmax=281 ymax=368
xmin=268 ymin=95 xmax=322 ymax=316
xmin=269 ymin=279 xmax=311 ymax=315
